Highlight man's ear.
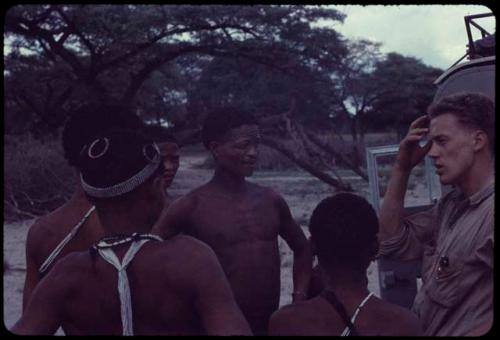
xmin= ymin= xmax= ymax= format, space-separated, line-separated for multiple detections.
xmin=472 ymin=130 xmax=488 ymax=152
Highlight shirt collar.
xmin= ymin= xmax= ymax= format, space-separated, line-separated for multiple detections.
xmin=469 ymin=180 xmax=495 ymax=206
xmin=451 ymin=180 xmax=495 ymax=207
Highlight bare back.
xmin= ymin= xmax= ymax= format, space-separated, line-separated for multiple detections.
xmin=269 ymin=295 xmax=423 ymax=336
xmin=17 ymin=235 xmax=248 ymax=335
xmin=23 ymin=196 xmax=103 ymax=309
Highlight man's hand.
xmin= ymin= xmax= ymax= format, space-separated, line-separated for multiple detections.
xmin=396 ymin=115 xmax=432 ymax=172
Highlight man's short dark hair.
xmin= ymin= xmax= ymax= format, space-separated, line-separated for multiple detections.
xmin=427 ymin=92 xmax=495 ymax=153
xmin=62 ymin=104 xmax=144 ymax=169
xmin=201 ymin=106 xmax=258 ymax=148
xmin=309 ymin=193 xmax=379 ymax=270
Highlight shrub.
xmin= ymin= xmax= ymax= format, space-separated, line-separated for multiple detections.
xmin=4 ymin=133 xmax=75 ymax=222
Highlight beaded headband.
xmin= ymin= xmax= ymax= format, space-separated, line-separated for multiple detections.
xmin=81 ymin=138 xmax=161 ymax=198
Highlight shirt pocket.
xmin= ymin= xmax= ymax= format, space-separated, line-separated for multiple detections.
xmin=426 ymin=259 xmax=463 ymax=308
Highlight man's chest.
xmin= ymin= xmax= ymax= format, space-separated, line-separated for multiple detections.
xmin=187 ymin=196 xmax=281 ymax=246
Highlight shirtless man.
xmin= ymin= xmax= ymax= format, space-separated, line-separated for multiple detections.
xmin=269 ymin=193 xmax=423 ymax=336
xmin=22 ymin=104 xmax=144 ymax=310
xmin=152 ymin=106 xmax=312 ymax=335
xmin=12 ymin=129 xmax=251 ymax=335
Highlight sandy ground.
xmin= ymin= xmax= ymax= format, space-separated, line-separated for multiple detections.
xmin=3 ymin=220 xmax=380 ymax=331
xmin=3 ymin=151 xmax=382 ymax=331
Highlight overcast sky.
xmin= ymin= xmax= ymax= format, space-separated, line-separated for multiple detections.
xmin=4 ymin=5 xmax=494 ymax=71
xmin=322 ymin=5 xmax=495 ymax=70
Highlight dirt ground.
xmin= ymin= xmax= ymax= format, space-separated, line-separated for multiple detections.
xmin=3 ymin=150 xmax=382 ymax=330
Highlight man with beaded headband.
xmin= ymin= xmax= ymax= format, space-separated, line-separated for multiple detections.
xmin=12 ymin=129 xmax=251 ymax=335
xmin=22 ymin=104 xmax=145 ymax=311
xmin=152 ymin=106 xmax=312 ymax=335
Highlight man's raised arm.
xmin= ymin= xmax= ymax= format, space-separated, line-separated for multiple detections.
xmin=378 ymin=115 xmax=432 ymax=241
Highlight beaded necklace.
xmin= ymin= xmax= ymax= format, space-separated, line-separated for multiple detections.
xmin=93 ymin=232 xmax=163 ymax=250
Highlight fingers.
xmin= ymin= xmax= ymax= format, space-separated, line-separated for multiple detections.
xmin=409 ymin=128 xmax=429 ymax=136
xmin=409 ymin=115 xmax=429 ymax=130
xmin=404 ymin=128 xmax=428 ymax=145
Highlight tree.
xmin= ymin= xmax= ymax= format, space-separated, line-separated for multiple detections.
xmin=5 ymin=5 xmax=347 ymax=133
xmin=4 ymin=5 xmax=444 ymax=194
xmin=364 ymin=53 xmax=443 ymax=138
xmin=327 ymin=39 xmax=384 ymax=166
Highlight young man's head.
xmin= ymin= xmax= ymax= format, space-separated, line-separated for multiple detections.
xmin=159 ymin=135 xmax=180 ymax=189
xmin=140 ymin=125 xmax=180 ymax=189
xmin=62 ymin=104 xmax=144 ymax=170
xmin=201 ymin=106 xmax=260 ymax=177
xmin=426 ymin=92 xmax=494 ymax=185
xmin=78 ymin=129 xmax=164 ymax=228
xmin=308 ymin=193 xmax=379 ymax=275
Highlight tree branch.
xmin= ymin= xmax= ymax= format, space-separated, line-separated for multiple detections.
xmin=304 ymin=129 xmax=368 ymax=181
xmin=261 ymin=136 xmax=352 ymax=191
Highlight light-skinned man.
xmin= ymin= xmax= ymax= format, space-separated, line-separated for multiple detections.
xmin=377 ymin=92 xmax=494 ymax=336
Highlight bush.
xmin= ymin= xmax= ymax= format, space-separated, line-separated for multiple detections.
xmin=4 ymin=133 xmax=75 ymax=222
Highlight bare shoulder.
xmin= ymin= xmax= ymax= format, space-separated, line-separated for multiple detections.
xmin=271 ymin=302 xmax=302 ymax=320
xmin=25 ymin=211 xmax=66 ymax=257
xmin=27 ymin=213 xmax=60 ymax=241
xmin=39 ymin=251 xmax=90 ymax=288
xmin=248 ymin=181 xmax=285 ymax=204
xmin=149 ymin=235 xmax=225 ymax=284
xmin=188 ymin=182 xmax=213 ymax=197
xmin=26 ymin=201 xmax=86 ymax=242
xmin=269 ymin=302 xmax=310 ymax=335
xmin=168 ymin=191 xmax=199 ymax=213
xmin=160 ymin=234 xmax=218 ymax=262
xmin=371 ymin=298 xmax=423 ymax=336
xmin=162 ymin=190 xmax=201 ymax=223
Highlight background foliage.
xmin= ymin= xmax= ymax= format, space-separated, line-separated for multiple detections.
xmin=4 ymin=5 xmax=444 ymax=220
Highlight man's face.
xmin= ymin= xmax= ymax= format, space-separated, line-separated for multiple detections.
xmin=159 ymin=142 xmax=179 ymax=188
xmin=427 ymin=113 xmax=476 ymax=185
xmin=212 ymin=124 xmax=260 ymax=177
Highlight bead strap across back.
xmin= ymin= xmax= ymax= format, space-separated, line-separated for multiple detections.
xmin=95 ymin=233 xmax=163 ymax=336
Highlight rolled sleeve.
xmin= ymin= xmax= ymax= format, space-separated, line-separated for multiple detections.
xmin=378 ymin=206 xmax=439 ymax=261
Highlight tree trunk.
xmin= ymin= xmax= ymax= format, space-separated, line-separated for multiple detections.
xmin=261 ymin=137 xmax=352 ymax=191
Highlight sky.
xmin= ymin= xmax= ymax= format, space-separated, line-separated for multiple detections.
xmin=320 ymin=5 xmax=495 ymax=70
xmin=4 ymin=5 xmax=494 ymax=71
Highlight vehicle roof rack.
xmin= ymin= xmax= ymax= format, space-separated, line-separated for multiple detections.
xmin=448 ymin=12 xmax=495 ymax=69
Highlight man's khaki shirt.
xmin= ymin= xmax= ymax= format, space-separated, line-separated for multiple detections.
xmin=379 ymin=182 xmax=494 ymax=336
